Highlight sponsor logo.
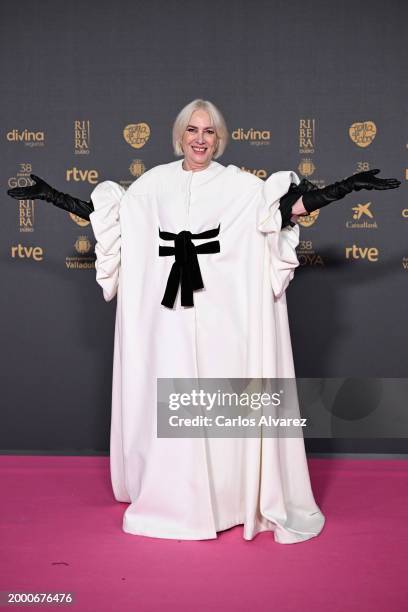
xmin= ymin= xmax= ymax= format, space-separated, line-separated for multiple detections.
xmin=65 ymin=236 xmax=95 ymax=270
xmin=11 ymin=244 xmax=43 ymax=261
xmin=298 ymin=158 xmax=315 ymax=177
xmin=299 ymin=119 xmax=315 ymax=154
xmin=345 ymin=244 xmax=379 ymax=261
xmin=240 ymin=166 xmax=268 ymax=179
xmin=297 ymin=210 xmax=319 ymax=228
xmin=74 ymin=120 xmax=90 ymax=155
xmin=346 ymin=202 xmax=378 ymax=229
xmin=231 ymin=128 xmax=270 ymax=146
xmin=129 ymin=159 xmax=146 ymax=177
xmin=123 ymin=123 xmax=150 ymax=149
xmin=69 ymin=213 xmax=90 ymax=227
xmin=6 ymin=129 xmax=45 ymax=147
xmin=349 ymin=121 xmax=376 ymax=147
xmin=66 ymin=168 xmax=99 ymax=183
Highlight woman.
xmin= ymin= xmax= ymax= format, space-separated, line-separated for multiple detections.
xmin=7 ymin=99 xmax=400 ymax=543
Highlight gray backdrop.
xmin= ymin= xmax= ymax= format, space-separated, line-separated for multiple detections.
xmin=1 ymin=0 xmax=407 ymax=454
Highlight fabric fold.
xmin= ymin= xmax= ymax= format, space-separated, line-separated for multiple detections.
xmin=89 ymin=180 xmax=126 ymax=302
xmin=258 ymin=171 xmax=301 ymax=299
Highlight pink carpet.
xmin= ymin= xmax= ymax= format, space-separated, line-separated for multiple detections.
xmin=0 ymin=456 xmax=406 ymax=611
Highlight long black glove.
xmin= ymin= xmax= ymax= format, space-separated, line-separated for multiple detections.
xmin=279 ymin=169 xmax=401 ymax=229
xmin=278 ymin=178 xmax=320 ymax=228
xmin=7 ymin=173 xmax=94 ymax=221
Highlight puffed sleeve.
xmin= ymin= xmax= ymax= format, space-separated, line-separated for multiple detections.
xmin=89 ymin=180 xmax=126 ymax=302
xmin=257 ymin=170 xmax=301 ymax=299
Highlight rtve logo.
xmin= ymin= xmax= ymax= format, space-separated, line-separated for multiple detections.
xmin=345 ymin=244 xmax=379 ymax=262
xmin=66 ymin=167 xmax=99 ymax=184
xmin=11 ymin=244 xmax=44 ymax=261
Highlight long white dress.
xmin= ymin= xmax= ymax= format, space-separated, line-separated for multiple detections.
xmin=89 ymin=158 xmax=325 ymax=544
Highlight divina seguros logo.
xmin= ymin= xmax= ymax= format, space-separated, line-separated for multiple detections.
xmin=231 ymin=128 xmax=270 ymax=146
xmin=6 ymin=129 xmax=45 ymax=147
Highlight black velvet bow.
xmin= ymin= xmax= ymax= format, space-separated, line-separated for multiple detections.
xmin=159 ymin=225 xmax=221 ymax=308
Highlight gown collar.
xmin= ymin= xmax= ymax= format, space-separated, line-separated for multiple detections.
xmin=177 ymin=158 xmax=224 ymax=184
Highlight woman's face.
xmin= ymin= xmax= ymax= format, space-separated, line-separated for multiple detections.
xmin=181 ymin=109 xmax=218 ymax=171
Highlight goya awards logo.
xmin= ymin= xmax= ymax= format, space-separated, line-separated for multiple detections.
xmin=8 ymin=164 xmax=36 ymax=232
xmin=129 ymin=159 xmax=146 ymax=177
xmin=296 ymin=240 xmax=324 ymax=266
xmin=6 ymin=129 xmax=45 ymax=147
xmin=123 ymin=123 xmax=150 ymax=149
xmin=74 ymin=120 xmax=90 ymax=155
xmin=231 ymin=128 xmax=270 ymax=146
xmin=346 ymin=202 xmax=378 ymax=229
xmin=299 ymin=119 xmax=315 ymax=154
xmin=349 ymin=121 xmax=377 ymax=147
xmin=65 ymin=236 xmax=95 ymax=270
xmin=297 ymin=210 xmax=319 ymax=228
xmin=298 ymin=158 xmax=316 ymax=177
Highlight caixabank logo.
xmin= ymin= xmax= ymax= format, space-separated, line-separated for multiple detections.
xmin=231 ymin=128 xmax=270 ymax=146
xmin=346 ymin=202 xmax=378 ymax=229
xmin=6 ymin=129 xmax=45 ymax=147
xmin=123 ymin=123 xmax=151 ymax=149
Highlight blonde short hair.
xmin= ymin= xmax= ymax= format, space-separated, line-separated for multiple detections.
xmin=172 ymin=99 xmax=229 ymax=159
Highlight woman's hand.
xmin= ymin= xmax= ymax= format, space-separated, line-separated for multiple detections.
xmin=302 ymin=169 xmax=401 ymax=214
xmin=7 ymin=173 xmax=94 ymax=221
xmin=348 ymin=169 xmax=401 ymax=191
xmin=7 ymin=174 xmax=54 ymax=201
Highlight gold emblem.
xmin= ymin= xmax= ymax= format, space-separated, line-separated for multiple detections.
xmin=123 ymin=123 xmax=150 ymax=149
xmin=129 ymin=159 xmax=146 ymax=177
xmin=298 ymin=158 xmax=315 ymax=177
xmin=70 ymin=212 xmax=90 ymax=227
xmin=349 ymin=121 xmax=377 ymax=147
xmin=74 ymin=235 xmax=92 ymax=254
xmin=297 ymin=210 xmax=319 ymax=228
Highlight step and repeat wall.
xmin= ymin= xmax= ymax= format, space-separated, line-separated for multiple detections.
xmin=2 ymin=0 xmax=407 ymax=453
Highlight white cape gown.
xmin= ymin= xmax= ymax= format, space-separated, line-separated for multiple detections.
xmin=89 ymin=159 xmax=325 ymax=544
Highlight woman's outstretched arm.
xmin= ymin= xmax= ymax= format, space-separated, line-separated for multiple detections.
xmin=7 ymin=173 xmax=94 ymax=221
xmin=279 ymin=169 xmax=401 ymax=228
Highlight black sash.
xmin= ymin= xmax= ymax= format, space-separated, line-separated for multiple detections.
xmin=158 ymin=225 xmax=221 ymax=308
